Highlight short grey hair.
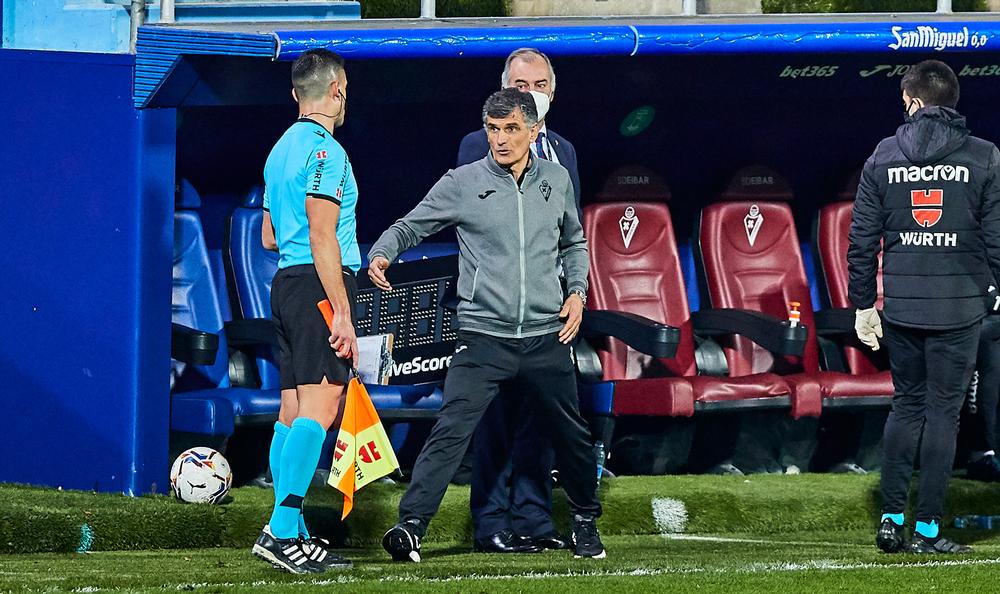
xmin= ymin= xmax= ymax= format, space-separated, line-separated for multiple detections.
xmin=501 ymin=48 xmax=556 ymax=95
xmin=481 ymin=88 xmax=539 ymax=128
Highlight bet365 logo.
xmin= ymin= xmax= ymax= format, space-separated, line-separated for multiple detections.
xmin=779 ymin=65 xmax=839 ymax=78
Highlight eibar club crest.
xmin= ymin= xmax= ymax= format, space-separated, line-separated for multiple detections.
xmin=539 ymin=180 xmax=552 ymax=201
xmin=744 ymin=204 xmax=764 ymax=246
xmin=620 ymin=206 xmax=639 ymax=249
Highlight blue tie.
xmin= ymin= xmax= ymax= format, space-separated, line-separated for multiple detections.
xmin=535 ymin=132 xmax=549 ymax=160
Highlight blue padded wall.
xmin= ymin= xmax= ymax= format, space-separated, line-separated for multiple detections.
xmin=0 ymin=50 xmax=175 ymax=495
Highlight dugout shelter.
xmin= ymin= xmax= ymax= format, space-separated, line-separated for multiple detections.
xmin=4 ymin=12 xmax=1000 ymax=493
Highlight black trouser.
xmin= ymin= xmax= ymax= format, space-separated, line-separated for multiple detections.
xmin=881 ymin=320 xmax=981 ymax=522
xmin=470 ymin=386 xmax=556 ymax=540
xmin=398 ymin=331 xmax=601 ymax=532
xmin=967 ymin=317 xmax=1000 ymax=453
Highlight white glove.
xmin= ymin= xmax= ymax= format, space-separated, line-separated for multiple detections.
xmin=855 ymin=307 xmax=883 ymax=351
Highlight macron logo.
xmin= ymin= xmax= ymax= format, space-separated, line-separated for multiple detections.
xmin=888 ymin=165 xmax=969 ymax=184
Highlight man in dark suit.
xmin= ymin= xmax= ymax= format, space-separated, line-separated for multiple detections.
xmin=456 ymin=48 xmax=582 ymax=554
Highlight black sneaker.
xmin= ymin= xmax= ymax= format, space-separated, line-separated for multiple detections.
xmin=875 ymin=518 xmax=905 ymax=553
xmin=967 ymin=454 xmax=1000 ymax=482
xmin=531 ymin=530 xmax=572 ymax=551
xmin=909 ymin=534 xmax=971 ymax=554
xmin=252 ymin=529 xmax=326 ymax=574
xmin=830 ymin=462 xmax=868 ymax=475
xmin=571 ymin=515 xmax=607 ymax=559
xmin=473 ymin=529 xmax=543 ymax=554
xmin=382 ymin=520 xmax=422 ymax=563
xmin=300 ymin=535 xmax=353 ymax=570
xmin=707 ymin=462 xmax=744 ymax=476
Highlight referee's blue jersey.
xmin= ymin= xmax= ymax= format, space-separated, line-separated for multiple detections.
xmin=263 ymin=118 xmax=360 ymax=272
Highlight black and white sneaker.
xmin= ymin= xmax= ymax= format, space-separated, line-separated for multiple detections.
xmin=382 ymin=520 xmax=422 ymax=562
xmin=571 ymin=515 xmax=607 ymax=559
xmin=909 ymin=534 xmax=971 ymax=554
xmin=252 ymin=528 xmax=325 ymax=574
xmin=875 ymin=518 xmax=905 ymax=553
xmin=301 ymin=535 xmax=353 ymax=570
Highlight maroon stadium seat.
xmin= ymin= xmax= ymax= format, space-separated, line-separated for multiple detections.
xmin=697 ymin=199 xmax=893 ymax=409
xmin=584 ymin=201 xmax=816 ymax=418
xmin=814 ymin=200 xmax=891 ymax=384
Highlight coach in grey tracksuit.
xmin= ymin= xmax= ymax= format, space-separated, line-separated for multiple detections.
xmin=369 ymin=88 xmax=603 ymax=553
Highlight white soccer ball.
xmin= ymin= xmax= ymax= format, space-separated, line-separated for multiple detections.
xmin=170 ymin=447 xmax=233 ymax=504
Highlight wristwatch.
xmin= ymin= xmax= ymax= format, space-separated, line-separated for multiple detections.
xmin=569 ymin=288 xmax=588 ymax=307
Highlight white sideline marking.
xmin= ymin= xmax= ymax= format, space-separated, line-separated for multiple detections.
xmin=651 ymin=497 xmax=688 ymax=534
xmin=63 ymin=557 xmax=1000 ymax=593
xmin=661 ymin=534 xmax=853 ymax=547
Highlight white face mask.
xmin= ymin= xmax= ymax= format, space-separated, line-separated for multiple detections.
xmin=529 ymin=90 xmax=550 ymax=121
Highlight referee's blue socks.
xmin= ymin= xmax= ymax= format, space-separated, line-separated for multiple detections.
xmin=269 ymin=417 xmax=326 ymax=540
xmin=268 ymin=421 xmax=311 ymax=539
xmin=881 ymin=513 xmax=904 ymax=526
xmin=916 ymin=520 xmax=939 ymax=539
xmin=269 ymin=422 xmax=289 ymax=489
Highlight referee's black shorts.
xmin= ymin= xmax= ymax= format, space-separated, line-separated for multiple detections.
xmin=271 ymin=264 xmax=358 ymax=390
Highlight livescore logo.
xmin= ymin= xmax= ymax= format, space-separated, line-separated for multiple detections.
xmin=391 ymin=354 xmax=453 ymax=377
xmin=386 ymin=343 xmax=459 ymax=383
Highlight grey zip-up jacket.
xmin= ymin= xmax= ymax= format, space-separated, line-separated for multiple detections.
xmin=369 ymin=153 xmax=588 ymax=339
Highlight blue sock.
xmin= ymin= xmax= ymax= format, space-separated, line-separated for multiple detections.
xmin=881 ymin=513 xmax=904 ymax=526
xmin=916 ymin=520 xmax=939 ymax=539
xmin=268 ymin=418 xmax=326 ymax=539
xmin=268 ymin=422 xmax=310 ymax=539
xmin=269 ymin=422 xmax=289 ymax=490
xmin=298 ymin=511 xmax=311 ymax=540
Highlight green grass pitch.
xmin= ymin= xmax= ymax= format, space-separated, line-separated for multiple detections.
xmin=3 ymin=474 xmax=1000 ymax=592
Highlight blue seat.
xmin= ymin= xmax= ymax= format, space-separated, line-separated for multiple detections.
xmin=223 ymin=186 xmax=283 ymax=389
xmin=171 ymin=180 xmax=280 ymax=437
xmin=223 ymin=187 xmax=449 ymax=418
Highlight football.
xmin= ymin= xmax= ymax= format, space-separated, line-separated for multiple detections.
xmin=169 ymin=447 xmax=232 ymax=504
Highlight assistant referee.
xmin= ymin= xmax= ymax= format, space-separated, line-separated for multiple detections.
xmin=250 ymin=48 xmax=360 ymax=574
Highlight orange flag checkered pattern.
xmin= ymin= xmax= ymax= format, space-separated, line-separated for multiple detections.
xmin=327 ymin=377 xmax=400 ymax=519
xmin=318 ymin=299 xmax=400 ymax=519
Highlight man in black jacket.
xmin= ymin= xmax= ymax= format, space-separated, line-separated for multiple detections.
xmin=849 ymin=59 xmax=1000 ymax=554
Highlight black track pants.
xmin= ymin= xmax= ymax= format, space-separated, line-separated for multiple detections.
xmin=881 ymin=321 xmax=981 ymax=522
xmin=398 ymin=331 xmax=601 ymax=532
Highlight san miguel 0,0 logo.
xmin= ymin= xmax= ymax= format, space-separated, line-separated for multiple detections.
xmin=888 ymin=26 xmax=988 ymax=51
